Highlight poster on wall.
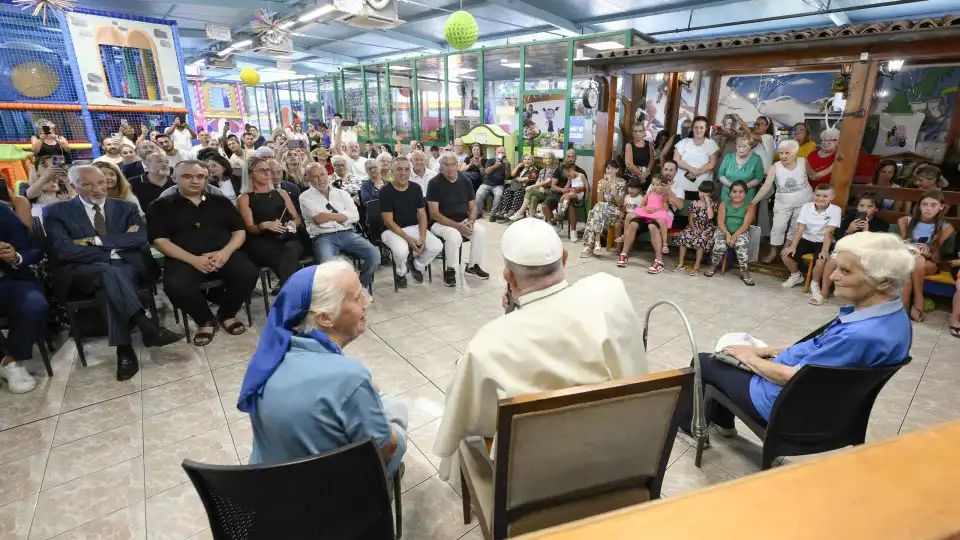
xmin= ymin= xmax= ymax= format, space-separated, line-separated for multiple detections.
xmin=871 ymin=113 xmax=926 ymax=155
xmin=66 ymin=12 xmax=187 ymax=108
xmin=569 ymin=116 xmax=585 ymax=143
xmin=522 ymin=93 xmax=566 ymax=150
xmin=715 ymin=72 xmax=837 ymax=134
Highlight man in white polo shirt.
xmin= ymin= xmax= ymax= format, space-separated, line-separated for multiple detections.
xmin=408 ymin=149 xmax=436 ymax=192
xmin=781 ymin=183 xmax=842 ymax=290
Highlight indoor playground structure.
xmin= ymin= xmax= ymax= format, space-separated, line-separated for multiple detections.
xmin=0 ymin=3 xmax=192 ymax=166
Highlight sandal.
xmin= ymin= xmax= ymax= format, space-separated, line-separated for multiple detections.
xmin=740 ymin=275 xmax=756 ymax=286
xmin=220 ymin=319 xmax=247 ymax=336
xmin=910 ymin=305 xmax=925 ymax=323
xmin=647 ymin=260 xmax=664 ymax=274
xmin=688 ymin=266 xmax=700 ymax=276
xmin=193 ymin=323 xmax=216 ymax=347
xmin=949 ymin=326 xmax=960 ymax=339
xmin=661 ymin=245 xmax=670 ymax=255
xmin=671 ymin=264 xmax=685 ymax=272
xmin=703 ymin=268 xmax=716 ymax=278
xmin=580 ymin=246 xmax=594 ymax=258
xmin=617 ymin=253 xmax=628 ymax=268
xmin=808 ymin=293 xmax=825 ymax=305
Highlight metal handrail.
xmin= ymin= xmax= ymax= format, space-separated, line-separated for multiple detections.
xmin=643 ymin=300 xmax=708 ymax=465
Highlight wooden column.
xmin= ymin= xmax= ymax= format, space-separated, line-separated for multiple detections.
xmin=621 ymin=74 xmax=646 ymax=139
xmin=663 ymin=73 xmax=683 ymax=138
xmin=705 ymin=71 xmax=722 ymax=124
xmin=832 ymin=60 xmax=878 ymax=206
xmin=592 ymin=75 xmax=618 ymax=204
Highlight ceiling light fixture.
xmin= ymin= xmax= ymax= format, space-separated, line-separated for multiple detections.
xmin=502 ymin=62 xmax=531 ymax=69
xmin=886 ymin=59 xmax=905 ymax=73
xmin=389 ymin=65 xmax=411 ymax=71
xmin=654 ymin=73 xmax=664 ymax=81
xmin=280 ymin=21 xmax=296 ymax=29
xmin=217 ymin=47 xmax=235 ymax=56
xmin=584 ymin=41 xmax=624 ymax=51
xmin=299 ymin=4 xmax=335 ymax=22
xmin=232 ymin=39 xmax=253 ymax=48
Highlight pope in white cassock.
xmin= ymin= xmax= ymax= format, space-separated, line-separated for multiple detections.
xmin=434 ymin=218 xmax=649 ymax=481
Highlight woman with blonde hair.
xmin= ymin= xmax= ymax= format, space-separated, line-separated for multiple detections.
xmin=92 ymin=160 xmax=143 ymax=214
xmin=282 ymin=148 xmax=308 ymax=190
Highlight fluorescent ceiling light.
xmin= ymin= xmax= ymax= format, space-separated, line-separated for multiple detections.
xmin=280 ymin=21 xmax=296 ymax=29
xmin=299 ymin=4 xmax=335 ymax=22
xmin=232 ymin=39 xmax=252 ymax=48
xmin=458 ymin=75 xmax=476 ymax=79
xmin=389 ymin=65 xmax=411 ymax=71
xmin=217 ymin=47 xmax=235 ymax=56
xmin=501 ymin=62 xmax=531 ymax=69
xmin=584 ymin=41 xmax=624 ymax=51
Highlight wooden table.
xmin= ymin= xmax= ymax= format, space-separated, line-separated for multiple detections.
xmin=518 ymin=420 xmax=960 ymax=540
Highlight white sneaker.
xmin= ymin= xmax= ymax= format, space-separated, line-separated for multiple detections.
xmin=1 ymin=362 xmax=37 ymax=394
xmin=569 ymin=229 xmax=578 ymax=242
xmin=508 ymin=211 xmax=525 ymax=221
xmin=782 ymin=272 xmax=804 ymax=288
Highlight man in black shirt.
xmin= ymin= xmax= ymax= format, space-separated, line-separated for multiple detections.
xmin=475 ymin=145 xmax=510 ymax=222
xmin=129 ymin=153 xmax=174 ymax=212
xmin=378 ymin=156 xmax=442 ymax=288
xmin=148 ymin=160 xmax=259 ymax=346
xmin=426 ymin=152 xmax=490 ymax=286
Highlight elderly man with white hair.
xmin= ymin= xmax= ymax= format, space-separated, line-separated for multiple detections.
xmin=426 ymin=151 xmax=490 ymax=286
xmin=433 ymin=218 xmax=648 ymax=481
xmin=299 ymin=162 xmax=380 ymax=292
xmin=239 ymin=261 xmax=408 ymax=481
xmin=409 ymin=149 xmax=436 ymax=192
xmin=43 ymin=165 xmax=182 ymax=380
xmin=379 ymin=155 xmax=442 ymax=287
xmin=754 ymin=138 xmax=814 ymax=263
xmin=677 ymin=231 xmax=914 ymax=437
xmin=331 ymin=154 xmax=363 ymax=206
xmin=332 ymin=123 xmax=368 ymax=178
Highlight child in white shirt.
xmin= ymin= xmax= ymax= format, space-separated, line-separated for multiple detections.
xmin=780 ymin=183 xmax=842 ymax=292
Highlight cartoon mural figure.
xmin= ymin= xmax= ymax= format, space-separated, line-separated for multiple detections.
xmin=523 ymin=104 xmax=536 ymax=124
xmin=541 ymin=105 xmax=560 ymax=135
xmin=885 ymin=124 xmax=908 ymax=148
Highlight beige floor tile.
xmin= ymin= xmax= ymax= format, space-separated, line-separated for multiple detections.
xmin=400 ymin=441 xmax=439 ymax=493
xmin=697 ymin=433 xmax=766 ymax=478
xmin=141 ymin=373 xmax=218 ymax=419
xmin=60 ymin=374 xmax=141 ymax=414
xmin=0 ymin=495 xmax=38 ymax=540
xmin=52 ymin=394 xmax=141 ymax=448
xmin=0 ymin=418 xmax=57 ymax=466
xmin=409 ymin=418 xmax=443 ymax=469
xmin=433 ymin=373 xmax=456 ymax=394
xmin=139 ymin=343 xmax=210 ymax=390
xmin=383 ymin=329 xmax=448 ymax=358
xmin=899 ymin=407 xmax=951 ymax=435
xmin=210 ymin=363 xmax=248 ymax=398
xmin=0 ymin=384 xmax=66 ymax=431
xmin=367 ymin=356 xmax=429 ymax=395
xmin=908 ymin=377 xmax=960 ymax=420
xmin=202 ymin=331 xmax=259 ymax=370
xmin=144 ymin=482 xmax=208 ymax=540
xmin=185 ymin=529 xmax=213 ymax=540
xmin=145 ymin=426 xmax=238 ymax=497
xmin=228 ymin=419 xmax=253 ymax=462
xmin=49 ymin=501 xmax=146 ymax=540
xmin=370 ymin=316 xmax=426 ymax=340
xmin=660 ymin=450 xmax=733 ymax=498
xmin=399 ymin=383 xmax=447 ymax=431
xmin=142 ymin=398 xmax=227 ymax=453
xmin=458 ymin=526 xmax=483 ymax=540
xmin=219 ymin=395 xmax=246 ymax=423
xmin=0 ymin=452 xmax=47 ymax=507
xmin=31 ymin=458 xmax=144 ymax=540
xmin=401 ymin=475 xmax=476 ymax=540
xmin=406 ymin=346 xmax=460 ymax=381
xmin=42 ymin=422 xmax=143 ymax=491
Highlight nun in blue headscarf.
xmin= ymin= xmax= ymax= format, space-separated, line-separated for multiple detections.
xmin=237 ymin=260 xmax=407 ymax=478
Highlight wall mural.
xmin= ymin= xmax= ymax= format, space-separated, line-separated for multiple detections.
xmin=715 ymin=72 xmax=838 ymax=132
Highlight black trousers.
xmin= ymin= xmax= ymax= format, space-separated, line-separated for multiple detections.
xmin=68 ymin=261 xmax=144 ymax=347
xmin=678 ymin=353 xmax=766 ymax=431
xmin=163 ymin=251 xmax=259 ymax=326
xmin=243 ymin=235 xmax=303 ymax=288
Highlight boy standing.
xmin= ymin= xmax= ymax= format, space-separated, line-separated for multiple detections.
xmin=781 ymin=183 xmax=842 ymax=294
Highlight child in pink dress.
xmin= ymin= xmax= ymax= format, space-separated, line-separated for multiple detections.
xmin=633 ymin=179 xmax=673 ymax=254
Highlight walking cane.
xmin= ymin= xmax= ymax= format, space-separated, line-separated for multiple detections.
xmin=643 ymin=300 xmax=708 ymax=466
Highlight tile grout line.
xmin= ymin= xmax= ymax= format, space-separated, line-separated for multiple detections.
xmin=140 ymin=335 xmax=149 ymax=539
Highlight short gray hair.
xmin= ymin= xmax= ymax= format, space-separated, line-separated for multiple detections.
xmin=303 ymin=161 xmax=326 ymax=177
xmin=298 ymin=259 xmax=357 ymax=332
xmin=505 ymin=258 xmax=563 ymax=281
xmin=777 ymin=139 xmax=800 ymax=154
xmin=331 ymin=155 xmax=348 ymax=166
xmin=393 ymin=155 xmax=410 ymax=171
xmin=834 ymin=232 xmax=917 ymax=292
xmin=410 ymin=149 xmax=426 ymax=161
xmin=440 ymin=151 xmax=459 ymax=166
xmin=820 ymin=127 xmax=841 ymax=140
xmin=174 ymin=160 xmax=209 ymax=179
xmin=67 ymin=164 xmax=101 ymax=186
xmin=364 ymin=158 xmax=380 ymax=173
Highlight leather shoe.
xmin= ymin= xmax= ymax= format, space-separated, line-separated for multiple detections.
xmin=143 ymin=327 xmax=183 ymax=348
xmin=116 ymin=346 xmax=140 ymax=381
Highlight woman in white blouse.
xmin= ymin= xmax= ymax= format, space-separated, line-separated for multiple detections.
xmin=673 ymin=116 xmax=720 ymax=197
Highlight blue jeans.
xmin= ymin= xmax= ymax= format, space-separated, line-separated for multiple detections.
xmin=0 ymin=279 xmax=48 ymax=360
xmin=312 ymin=230 xmax=380 ymax=287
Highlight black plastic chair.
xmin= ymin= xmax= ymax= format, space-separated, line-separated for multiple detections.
xmin=365 ymin=199 xmax=432 ymax=291
xmin=695 ymin=319 xmax=910 ymax=470
xmin=36 ymin=225 xmax=160 ymax=367
xmin=182 ymin=437 xmax=402 ymax=539
xmin=175 ymin=279 xmax=253 ymax=343
xmin=0 ymin=317 xmax=53 ymax=376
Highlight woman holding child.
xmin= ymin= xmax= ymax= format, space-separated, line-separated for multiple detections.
xmin=581 ymin=160 xmax=627 ymax=258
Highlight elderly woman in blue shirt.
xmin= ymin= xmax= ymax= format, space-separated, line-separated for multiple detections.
xmin=679 ymin=231 xmax=914 ymax=433
xmin=237 ymin=260 xmax=407 ymax=479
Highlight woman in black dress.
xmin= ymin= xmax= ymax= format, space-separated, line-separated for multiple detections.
xmin=30 ymin=120 xmax=72 ymax=165
xmin=491 ymin=154 xmax=538 ymax=221
xmin=238 ymin=157 xmax=303 ymax=292
xmin=623 ymin=121 xmax=653 ymax=185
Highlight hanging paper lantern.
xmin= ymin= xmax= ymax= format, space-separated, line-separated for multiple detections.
xmin=240 ymin=67 xmax=260 ymax=86
xmin=12 ymin=0 xmax=75 ymax=25
xmin=444 ymin=10 xmax=478 ymax=51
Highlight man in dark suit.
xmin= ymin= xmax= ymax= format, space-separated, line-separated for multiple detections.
xmin=0 ymin=205 xmax=47 ymax=394
xmin=44 ymin=165 xmax=181 ymax=380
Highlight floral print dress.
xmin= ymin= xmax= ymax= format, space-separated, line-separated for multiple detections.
xmin=671 ymin=201 xmax=717 ymax=250
xmin=581 ymin=176 xmax=627 ymax=247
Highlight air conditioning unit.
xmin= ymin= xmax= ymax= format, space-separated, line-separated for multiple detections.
xmin=336 ymin=0 xmax=403 ymax=30
xmin=252 ymin=34 xmax=293 ymax=56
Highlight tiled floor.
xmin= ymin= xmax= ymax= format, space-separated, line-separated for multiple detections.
xmin=1 ymin=221 xmax=957 ymax=539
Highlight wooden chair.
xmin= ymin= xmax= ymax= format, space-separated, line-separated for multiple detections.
xmin=459 ymin=368 xmax=694 ymax=539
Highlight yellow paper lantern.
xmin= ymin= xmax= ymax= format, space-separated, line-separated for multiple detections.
xmin=10 ymin=61 xmax=59 ymax=98
xmin=240 ymin=67 xmax=261 ymax=86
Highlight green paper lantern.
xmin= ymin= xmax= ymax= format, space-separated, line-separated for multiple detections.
xmin=445 ymin=10 xmax=478 ymax=51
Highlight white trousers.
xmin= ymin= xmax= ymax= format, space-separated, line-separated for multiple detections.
xmin=381 ymin=225 xmax=443 ymax=276
xmin=770 ymin=204 xmax=803 ymax=247
xmin=430 ymin=222 xmax=485 ymax=268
